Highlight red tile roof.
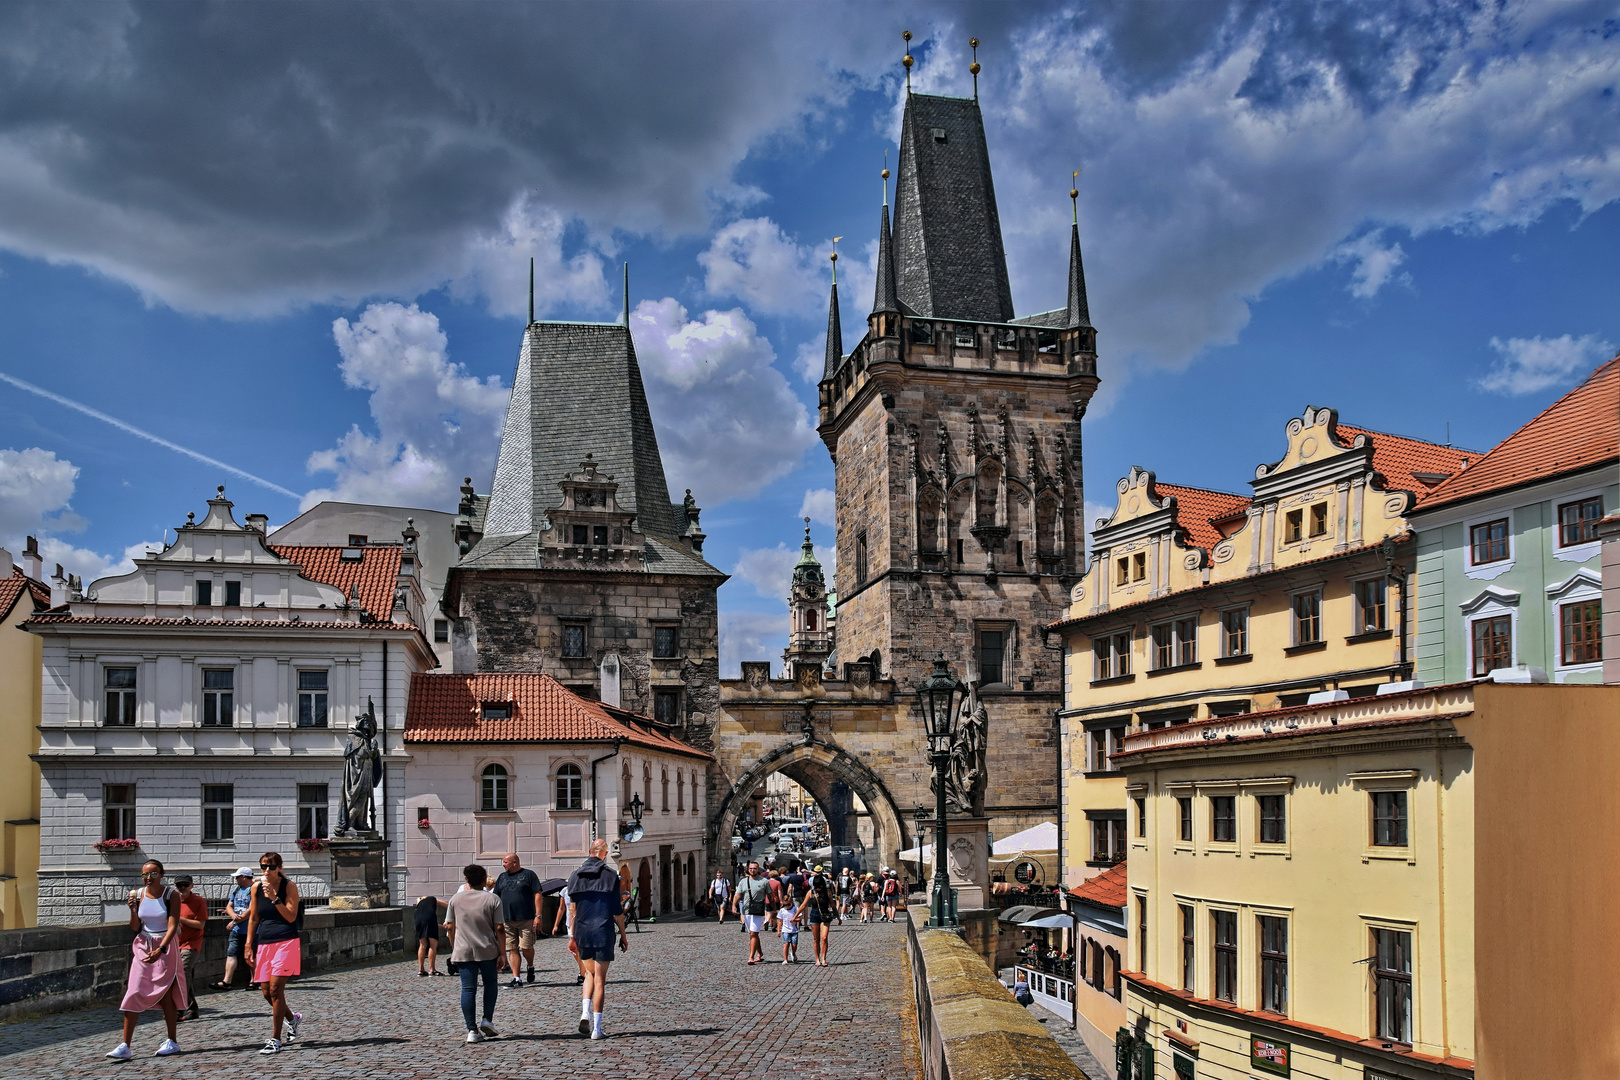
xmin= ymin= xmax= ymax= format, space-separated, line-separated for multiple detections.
xmin=270 ymin=544 xmax=402 ymax=621
xmin=0 ymin=567 xmax=51 ymax=623
xmin=1338 ymin=425 xmax=1480 ymax=497
xmin=1070 ymin=861 xmax=1127 ymax=909
xmin=403 ymin=672 xmax=713 ymax=760
xmin=1415 ymin=355 xmax=1620 ymax=511
xmin=24 ymin=614 xmax=402 ymax=631
xmin=1155 ymin=484 xmax=1251 ymax=552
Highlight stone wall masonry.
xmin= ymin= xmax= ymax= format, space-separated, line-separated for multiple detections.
xmin=0 ymin=907 xmax=410 ymax=1020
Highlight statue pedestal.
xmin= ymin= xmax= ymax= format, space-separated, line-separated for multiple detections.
xmin=928 ymin=815 xmax=991 ymax=911
xmin=328 ymin=836 xmax=390 ymax=909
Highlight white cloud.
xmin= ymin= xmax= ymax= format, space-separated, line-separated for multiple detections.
xmin=1332 ymin=230 xmax=1409 ymax=299
xmin=630 ymin=297 xmax=816 ymax=507
xmin=1478 ymin=333 xmax=1614 ymax=396
xmin=303 ymin=303 xmax=510 ymax=510
xmin=733 ymin=544 xmax=796 ymax=603
xmin=700 ymin=217 xmax=830 ymax=318
xmin=0 ymin=446 xmax=156 ymax=585
xmin=449 ymin=197 xmax=611 ymax=320
xmin=718 ymin=608 xmax=788 ymax=679
xmin=799 ymin=488 xmax=835 ymax=527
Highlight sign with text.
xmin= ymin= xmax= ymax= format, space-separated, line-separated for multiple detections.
xmin=1251 ymin=1036 xmax=1290 ymax=1077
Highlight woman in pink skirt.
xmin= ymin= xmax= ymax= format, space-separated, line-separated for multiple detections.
xmin=244 ymin=850 xmax=304 ymax=1055
xmin=105 ymin=859 xmax=185 ymax=1060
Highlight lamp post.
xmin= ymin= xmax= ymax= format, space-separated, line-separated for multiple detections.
xmin=915 ymin=653 xmax=964 ymax=928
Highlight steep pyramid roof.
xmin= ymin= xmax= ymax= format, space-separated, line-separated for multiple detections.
xmin=871 ymin=198 xmax=899 ymax=316
xmin=823 ymin=282 xmax=843 ymax=380
xmin=1066 ymin=219 xmax=1092 ymax=330
xmin=891 ymin=93 xmax=1014 ymax=323
xmin=1415 ymin=355 xmax=1620 ymax=511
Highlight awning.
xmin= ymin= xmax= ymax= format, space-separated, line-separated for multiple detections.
xmin=1022 ymin=913 xmax=1077 ymax=929
xmin=1071 ymin=907 xmax=1126 ymax=937
xmin=999 ymin=905 xmax=1065 ymax=925
xmin=991 ymin=822 xmax=1058 ymax=857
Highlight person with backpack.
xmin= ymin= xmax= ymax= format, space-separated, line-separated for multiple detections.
xmin=707 ymin=869 xmax=730 ymax=924
xmin=835 ymin=867 xmax=853 ymax=923
xmin=859 ymin=874 xmax=879 ymax=923
xmin=565 ymin=838 xmax=629 ymax=1040
xmin=881 ymin=870 xmax=902 ymax=922
xmin=104 ymin=859 xmax=184 ymax=1060
xmin=732 ymin=861 xmax=770 ymax=965
xmin=794 ymin=864 xmax=837 ymax=967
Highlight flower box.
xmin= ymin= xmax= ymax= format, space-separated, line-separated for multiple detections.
xmin=417 ymin=819 xmax=431 ymax=830
xmin=94 ymin=838 xmax=141 ymax=853
xmin=295 ymin=838 xmax=329 ymax=853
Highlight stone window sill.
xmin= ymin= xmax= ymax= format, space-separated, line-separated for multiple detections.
xmin=1284 ymin=641 xmax=1327 ymax=656
xmin=1090 ymin=674 xmax=1136 ymax=688
xmin=1213 ymin=654 xmax=1252 ymax=666
xmin=1345 ymin=629 xmax=1393 ymax=644
xmin=1147 ymin=661 xmax=1202 ymax=678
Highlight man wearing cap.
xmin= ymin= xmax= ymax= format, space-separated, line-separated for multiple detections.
xmin=172 ymin=876 xmax=209 ymax=1020
xmin=219 ymin=867 xmax=255 ymax=989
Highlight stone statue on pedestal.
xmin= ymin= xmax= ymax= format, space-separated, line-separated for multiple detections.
xmin=336 ymin=697 xmax=383 ymax=837
xmin=948 ymin=683 xmax=988 ymax=816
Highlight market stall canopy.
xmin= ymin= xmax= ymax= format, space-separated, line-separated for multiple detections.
xmin=998 ymin=904 xmax=1065 ymax=925
xmin=991 ymin=822 xmax=1057 ymax=857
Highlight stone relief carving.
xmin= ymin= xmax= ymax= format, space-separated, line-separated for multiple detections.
xmin=1211 ymin=540 xmax=1236 ymax=564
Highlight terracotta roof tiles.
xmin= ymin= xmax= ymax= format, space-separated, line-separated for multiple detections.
xmin=1155 ymin=484 xmax=1251 ymax=552
xmin=1415 ymin=355 xmax=1620 ymax=511
xmin=0 ymin=568 xmax=51 ymax=623
xmin=270 ymin=543 xmax=402 ymax=621
xmin=1337 ymin=425 xmax=1480 ymax=498
xmin=1070 ymin=861 xmax=1127 ymax=909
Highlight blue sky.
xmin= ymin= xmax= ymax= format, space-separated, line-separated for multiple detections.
xmin=1 ymin=1 xmax=1617 ymax=674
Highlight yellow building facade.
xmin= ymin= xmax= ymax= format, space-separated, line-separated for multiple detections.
xmin=0 ymin=549 xmax=50 ymax=927
xmin=1113 ymin=681 xmax=1620 ymax=1080
xmin=1052 ymin=409 xmax=1477 ymax=886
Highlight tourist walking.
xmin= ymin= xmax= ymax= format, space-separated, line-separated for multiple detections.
xmin=836 ymin=867 xmax=853 ymax=923
xmin=765 ymin=868 xmax=783 ymax=931
xmin=776 ymin=891 xmax=800 ymax=964
xmin=492 ymin=853 xmax=542 ymax=986
xmin=216 ymin=867 xmax=254 ymax=990
xmin=104 ymin=859 xmax=185 ymax=1060
xmin=798 ymin=865 xmax=836 ymax=966
xmin=733 ymin=861 xmax=769 ymax=964
xmin=446 ymin=864 xmax=505 ymax=1042
xmin=881 ymin=869 xmax=901 ymax=921
xmin=415 ymin=895 xmax=446 ymax=975
xmin=565 ymin=838 xmax=629 ymax=1040
xmin=244 ymin=851 xmax=304 ymax=1055
xmin=707 ymin=869 xmax=730 ymax=923
xmin=172 ymin=875 xmax=208 ymax=1021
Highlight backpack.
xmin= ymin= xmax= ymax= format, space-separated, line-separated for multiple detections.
xmin=883 ymin=878 xmax=899 ymax=899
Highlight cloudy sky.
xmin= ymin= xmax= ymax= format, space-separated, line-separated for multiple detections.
xmin=1 ymin=1 xmax=1617 ymax=674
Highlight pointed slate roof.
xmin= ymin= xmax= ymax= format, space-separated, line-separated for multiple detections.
xmin=871 ymin=199 xmax=899 ymax=316
xmin=1066 ymin=220 xmax=1092 ymax=330
xmin=823 ymin=282 xmax=843 ymax=379
xmin=891 ymin=93 xmax=1015 ymax=323
xmin=480 ymin=321 xmax=684 ymax=545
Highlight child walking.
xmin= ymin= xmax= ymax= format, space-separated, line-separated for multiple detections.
xmin=777 ymin=899 xmax=801 ymax=964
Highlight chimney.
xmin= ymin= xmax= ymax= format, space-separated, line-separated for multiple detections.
xmin=50 ymin=563 xmax=69 ymax=607
xmin=245 ymin=513 xmax=269 ymax=535
xmin=21 ymin=536 xmax=43 ymax=582
xmin=0 ymin=546 xmax=12 ymax=578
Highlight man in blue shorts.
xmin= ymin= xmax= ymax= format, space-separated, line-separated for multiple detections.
xmin=565 ymin=838 xmax=628 ymax=1041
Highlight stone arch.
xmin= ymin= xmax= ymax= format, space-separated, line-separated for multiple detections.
xmin=710 ymin=740 xmax=908 ymax=880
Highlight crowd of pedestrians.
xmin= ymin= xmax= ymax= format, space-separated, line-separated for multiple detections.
xmin=727 ymin=861 xmax=901 ymax=968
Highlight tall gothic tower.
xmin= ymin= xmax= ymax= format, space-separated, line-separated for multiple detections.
xmin=817 ymin=88 xmax=1099 ymax=836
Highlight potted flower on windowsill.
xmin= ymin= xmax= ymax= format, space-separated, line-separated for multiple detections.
xmin=296 ymin=837 xmax=329 ymax=853
xmin=417 ymin=817 xmax=431 ymax=830
xmin=93 ymin=838 xmax=141 ymax=853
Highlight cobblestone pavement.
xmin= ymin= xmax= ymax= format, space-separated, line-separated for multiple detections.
xmin=996 ymin=969 xmax=1107 ymax=1079
xmin=0 ymin=916 xmax=916 ymax=1079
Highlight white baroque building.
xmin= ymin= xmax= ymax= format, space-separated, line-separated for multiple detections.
xmin=28 ymin=489 xmax=436 ymax=924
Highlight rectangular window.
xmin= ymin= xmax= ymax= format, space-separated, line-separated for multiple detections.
xmin=201 ymin=668 xmax=234 ymax=727
xmin=1177 ymin=797 xmax=1192 ymax=842
xmin=1355 ymin=578 xmax=1388 ymax=634
xmin=654 ymin=689 xmax=681 ymax=726
xmin=1470 ymin=518 xmax=1510 ymax=565
xmin=298 ymin=783 xmax=329 ymax=841
xmin=224 ymin=580 xmax=241 ymax=607
xmin=347 ymin=534 xmax=368 ymax=546
xmin=978 ymin=629 xmax=1005 ymax=684
xmin=1471 ymin=615 xmax=1512 ymax=676
xmin=105 ymin=666 xmax=137 ymax=726
xmin=297 ymin=670 xmax=329 ymax=727
xmin=1137 ymin=896 xmax=1149 ymax=972
xmin=1095 ymin=631 xmax=1132 ymax=680
xmin=1373 ymin=928 xmax=1414 ymax=1044
xmin=480 ymin=702 xmax=511 ymax=720
xmin=1180 ymin=905 xmax=1195 ymax=992
xmin=434 ymin=619 xmax=450 ymax=643
xmin=1259 ymin=915 xmax=1288 ymax=1014
xmin=1091 ymin=817 xmax=1125 ymax=863
xmin=1561 ymin=601 xmax=1602 ymax=665
xmin=1222 ymin=608 xmax=1248 ymax=656
xmin=1176 ymin=618 xmax=1197 ymax=665
xmin=196 ymin=579 xmax=212 ymax=606
xmin=1558 ymin=497 xmax=1602 ymax=547
xmin=1293 ymin=591 xmax=1322 ymax=644
xmin=202 ymin=784 xmax=234 ymax=843
xmin=1373 ymin=791 xmax=1409 ymax=847
xmin=593 ymin=525 xmax=609 ymax=546
xmin=562 ymin=624 xmax=587 ymax=658
xmin=1258 ymin=794 xmax=1286 ymax=844
xmin=104 ymin=783 xmax=136 ymax=841
xmin=855 ymin=532 xmax=868 ymax=586
xmin=653 ymin=625 xmax=680 ymax=659
xmin=1132 ymin=552 xmax=1147 ymax=582
xmin=1284 ymin=508 xmax=1304 ymax=544
xmin=1088 ymin=725 xmax=1126 ymax=772
xmin=1134 ymin=797 xmax=1146 ymax=837
xmin=1015 ymin=540 xmax=1025 ymax=567
xmin=1212 ymin=911 xmax=1237 ymax=1003
xmin=1309 ymin=501 xmax=1328 ymax=537
xmin=1115 ymin=557 xmax=1129 ymax=587
xmin=956 ymin=537 xmax=965 ymax=565
xmin=1151 ymin=622 xmax=1173 ymax=669
xmin=572 ymin=524 xmax=589 ymax=546
xmin=1210 ymin=796 xmax=1235 ymax=842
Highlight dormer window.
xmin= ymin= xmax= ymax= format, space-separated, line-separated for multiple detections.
xmin=348 ymin=534 xmax=368 ymax=546
xmin=572 ymin=525 xmax=588 ymax=546
xmin=340 ymin=547 xmax=364 ymax=561
xmin=480 ymin=702 xmax=511 ymax=720
xmin=593 ymin=526 xmax=608 ymax=546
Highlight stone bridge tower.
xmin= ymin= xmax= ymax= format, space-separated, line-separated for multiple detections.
xmin=816 ymin=88 xmax=1100 ymax=842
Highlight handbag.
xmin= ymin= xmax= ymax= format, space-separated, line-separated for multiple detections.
xmin=742 ymin=880 xmax=767 ymax=916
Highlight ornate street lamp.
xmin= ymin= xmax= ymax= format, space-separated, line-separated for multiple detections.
xmin=915 ymin=653 xmax=964 ymax=928
xmin=620 ymin=793 xmax=646 ymax=843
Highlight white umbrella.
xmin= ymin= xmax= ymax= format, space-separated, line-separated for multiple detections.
xmin=898 ymin=843 xmax=932 ymax=862
xmin=991 ymin=822 xmax=1058 ymax=857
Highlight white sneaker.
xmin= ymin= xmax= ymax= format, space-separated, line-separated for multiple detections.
xmin=465 ymin=1029 xmax=485 ymax=1043
xmin=154 ymin=1039 xmax=179 ymax=1057
xmin=286 ymin=1011 xmax=302 ymax=1040
xmin=258 ymin=1039 xmax=282 ymax=1055
xmin=105 ymin=1043 xmax=133 ymax=1060
xmin=590 ymin=1025 xmax=606 ymax=1040
xmin=478 ymin=1021 xmax=499 ymax=1037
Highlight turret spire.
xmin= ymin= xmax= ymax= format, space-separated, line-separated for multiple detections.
xmin=823 ymin=250 xmax=843 ymax=380
xmin=871 ymin=165 xmax=898 ymax=317
xmin=1066 ymin=171 xmax=1092 ymax=330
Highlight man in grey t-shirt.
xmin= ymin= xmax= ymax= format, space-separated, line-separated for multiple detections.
xmin=445 ymin=864 xmax=505 ymax=1043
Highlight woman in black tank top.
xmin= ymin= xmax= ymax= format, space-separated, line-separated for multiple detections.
xmin=244 ymin=851 xmax=302 ymax=1054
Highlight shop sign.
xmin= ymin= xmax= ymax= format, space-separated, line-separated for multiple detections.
xmin=1250 ymin=1036 xmax=1290 ymax=1077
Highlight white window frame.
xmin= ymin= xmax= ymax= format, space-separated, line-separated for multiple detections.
xmin=296 ymin=666 xmax=332 ymax=728
xmin=1547 ymin=568 xmax=1603 ymax=679
xmin=200 ymin=665 xmax=235 ymax=727
xmin=1553 ymin=487 xmax=1605 ymax=563
xmin=1460 ymin=587 xmax=1519 ymax=678
xmin=553 ymin=760 xmax=584 ymax=811
xmin=1463 ymin=507 xmax=1515 ymax=580
xmin=201 ymin=783 xmax=235 ymax=844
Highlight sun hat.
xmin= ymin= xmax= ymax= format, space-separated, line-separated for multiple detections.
xmin=234 ymin=866 xmax=255 ymax=878
xmin=812 ymin=864 xmax=825 ymax=873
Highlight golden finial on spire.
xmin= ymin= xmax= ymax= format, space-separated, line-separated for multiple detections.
xmin=903 ymin=30 xmax=913 ymax=91
xmin=970 ymin=37 xmax=980 ymax=99
xmin=1071 ymin=168 xmax=1081 ymax=224
xmin=830 ymin=237 xmax=842 ymax=284
xmin=882 ymin=150 xmax=890 ymax=206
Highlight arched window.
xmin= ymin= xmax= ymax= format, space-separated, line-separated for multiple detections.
xmin=555 ymin=762 xmax=582 ymax=810
xmin=643 ymin=763 xmax=652 ymax=809
xmin=676 ymin=770 xmax=685 ymax=812
xmin=480 ymin=764 xmax=509 ymax=812
xmin=1105 ymin=947 xmax=1121 ymax=1000
xmin=1036 ymin=492 xmax=1060 ymax=558
xmin=805 ymin=608 xmax=818 ymax=631
xmin=621 ymin=759 xmax=632 ymax=807
xmin=1090 ymin=939 xmax=1102 ymax=988
xmin=661 ymin=766 xmax=670 ymax=812
xmin=917 ymin=488 xmax=941 ymax=553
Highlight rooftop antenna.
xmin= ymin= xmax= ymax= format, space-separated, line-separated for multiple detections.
xmin=1071 ymin=169 xmax=1081 ymax=225
xmin=623 ymin=262 xmax=630 ymax=326
xmin=830 ymin=237 xmax=841 ymax=284
xmin=528 ymin=256 xmax=534 ymax=325
xmin=902 ymin=30 xmax=913 ymax=92
xmin=970 ymin=37 xmax=980 ymax=99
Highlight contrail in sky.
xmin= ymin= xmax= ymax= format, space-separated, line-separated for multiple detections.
xmin=0 ymin=371 xmax=301 ymax=500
